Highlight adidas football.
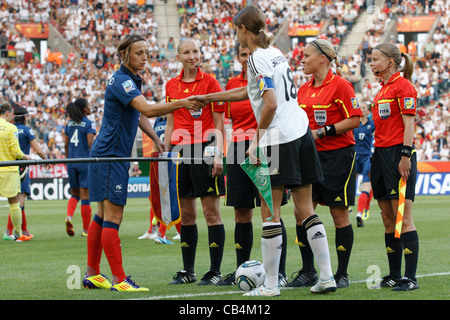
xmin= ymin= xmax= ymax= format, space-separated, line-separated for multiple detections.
xmin=235 ymin=260 xmax=266 ymax=291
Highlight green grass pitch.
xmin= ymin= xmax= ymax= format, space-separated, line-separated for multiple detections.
xmin=0 ymin=195 xmax=448 ymax=302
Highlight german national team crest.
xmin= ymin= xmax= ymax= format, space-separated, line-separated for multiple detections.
xmin=314 ymin=110 xmax=327 ymax=126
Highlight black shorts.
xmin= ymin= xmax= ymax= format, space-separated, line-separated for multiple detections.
xmin=370 ymin=144 xmax=417 ymax=201
xmin=171 ymin=142 xmax=225 ymax=198
xmin=264 ymin=127 xmax=323 ymax=189
xmin=226 ymin=140 xmax=288 ymax=208
xmin=313 ymin=145 xmax=356 ymax=206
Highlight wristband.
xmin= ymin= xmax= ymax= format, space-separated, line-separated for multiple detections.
xmin=400 ymin=145 xmax=412 ymax=158
xmin=324 ymin=124 xmax=336 ymax=136
xmin=317 ymin=127 xmax=325 ymax=139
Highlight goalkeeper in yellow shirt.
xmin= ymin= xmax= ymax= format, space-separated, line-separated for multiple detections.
xmin=0 ymin=103 xmax=32 ymax=241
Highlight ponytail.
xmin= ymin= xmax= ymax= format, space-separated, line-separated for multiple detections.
xmin=334 ymin=54 xmax=342 ymax=77
xmin=401 ymin=52 xmax=413 ymax=83
xmin=66 ymin=98 xmax=89 ymax=123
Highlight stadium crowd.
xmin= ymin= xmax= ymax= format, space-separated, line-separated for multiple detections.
xmin=0 ymin=0 xmax=449 ymax=161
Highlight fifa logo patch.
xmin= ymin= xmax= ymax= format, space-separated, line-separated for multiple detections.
xmin=122 ymin=80 xmax=136 ymax=93
xmin=314 ymin=110 xmax=327 ymax=126
xmin=351 ymin=97 xmax=359 ymax=109
xmin=404 ymin=97 xmax=415 ymax=109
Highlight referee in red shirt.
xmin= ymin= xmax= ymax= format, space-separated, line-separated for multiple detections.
xmin=293 ymin=39 xmax=361 ymax=289
xmin=165 ymin=38 xmax=226 ymax=286
xmin=369 ymin=43 xmax=419 ymax=291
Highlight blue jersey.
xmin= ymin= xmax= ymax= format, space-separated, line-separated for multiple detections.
xmin=90 ymin=64 xmax=143 ymax=157
xmin=153 ymin=116 xmax=167 ymax=141
xmin=15 ymin=123 xmax=35 ymax=154
xmin=65 ymin=116 xmax=96 ymax=160
xmin=354 ymin=119 xmax=375 ymax=156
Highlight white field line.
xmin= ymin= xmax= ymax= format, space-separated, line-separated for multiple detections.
xmin=128 ymin=271 xmax=450 ymax=300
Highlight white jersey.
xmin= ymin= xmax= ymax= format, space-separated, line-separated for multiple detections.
xmin=247 ymin=46 xmax=308 ymax=148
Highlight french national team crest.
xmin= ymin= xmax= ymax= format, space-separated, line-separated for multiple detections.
xmin=314 ymin=110 xmax=327 ymax=126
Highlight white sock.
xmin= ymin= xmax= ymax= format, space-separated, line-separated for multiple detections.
xmin=261 ymin=222 xmax=282 ymax=288
xmin=304 ymin=215 xmax=333 ymax=280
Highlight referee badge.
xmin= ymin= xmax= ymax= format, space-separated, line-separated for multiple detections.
xmin=314 ymin=110 xmax=327 ymax=126
xmin=351 ymin=97 xmax=359 ymax=109
xmin=378 ymin=102 xmax=391 ymax=119
xmin=404 ymin=97 xmax=415 ymax=109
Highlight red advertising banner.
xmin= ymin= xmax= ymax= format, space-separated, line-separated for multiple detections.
xmin=15 ymin=23 xmax=49 ymax=39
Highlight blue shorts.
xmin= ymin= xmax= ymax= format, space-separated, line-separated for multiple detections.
xmin=88 ymin=161 xmax=130 ymax=205
xmin=20 ymin=173 xmax=31 ymax=195
xmin=68 ymin=164 xmax=90 ymax=189
xmin=355 ymin=154 xmax=371 ymax=183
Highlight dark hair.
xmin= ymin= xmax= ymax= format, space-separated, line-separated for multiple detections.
xmin=117 ymin=33 xmax=147 ymax=65
xmin=66 ymin=98 xmax=88 ymax=123
xmin=233 ymin=6 xmax=270 ymax=49
xmin=0 ymin=103 xmax=12 ymax=114
xmin=13 ymin=106 xmax=28 ymax=124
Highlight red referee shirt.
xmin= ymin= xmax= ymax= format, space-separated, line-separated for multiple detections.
xmin=166 ymin=68 xmax=224 ymax=145
xmin=225 ymin=72 xmax=256 ymax=142
xmin=372 ymin=72 xmax=417 ymax=148
xmin=298 ymin=70 xmax=361 ymax=151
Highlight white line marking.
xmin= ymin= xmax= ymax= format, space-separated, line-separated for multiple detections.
xmin=128 ymin=272 xmax=450 ymax=300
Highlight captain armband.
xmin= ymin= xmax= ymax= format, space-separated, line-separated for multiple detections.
xmin=256 ymin=75 xmax=275 ymax=95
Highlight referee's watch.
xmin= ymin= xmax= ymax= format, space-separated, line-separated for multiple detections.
xmin=317 ymin=127 xmax=325 ymax=139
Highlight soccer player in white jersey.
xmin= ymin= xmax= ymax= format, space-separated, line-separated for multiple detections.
xmin=191 ymin=6 xmax=336 ymax=296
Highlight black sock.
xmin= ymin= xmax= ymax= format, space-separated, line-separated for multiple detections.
xmin=208 ymin=224 xmax=225 ymax=273
xmin=401 ymin=230 xmax=419 ymax=281
xmin=296 ymin=224 xmax=315 ymax=272
xmin=180 ymin=224 xmax=198 ymax=274
xmin=279 ymin=218 xmax=287 ymax=277
xmin=385 ymin=233 xmax=403 ymax=279
xmin=235 ymin=222 xmax=253 ymax=268
xmin=335 ymin=225 xmax=354 ymax=275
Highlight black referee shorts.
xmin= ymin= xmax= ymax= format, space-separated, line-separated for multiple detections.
xmin=370 ymin=144 xmax=417 ymax=201
xmin=171 ymin=142 xmax=225 ymax=198
xmin=313 ymin=145 xmax=356 ymax=207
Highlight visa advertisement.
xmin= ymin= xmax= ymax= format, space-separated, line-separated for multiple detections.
xmin=2 ymin=162 xmax=449 ymax=201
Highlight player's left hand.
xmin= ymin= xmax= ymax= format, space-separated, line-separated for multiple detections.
xmin=398 ymin=157 xmax=411 ymax=181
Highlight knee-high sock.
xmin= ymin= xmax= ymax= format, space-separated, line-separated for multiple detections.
xmin=385 ymin=233 xmax=403 ymax=279
xmin=304 ymin=214 xmax=333 ymax=280
xmin=365 ymin=190 xmax=373 ymax=211
xmin=87 ymin=215 xmax=103 ymax=275
xmin=208 ymin=224 xmax=225 ymax=273
xmin=296 ymin=224 xmax=315 ymax=272
xmin=358 ymin=191 xmax=369 ymax=213
xmin=10 ymin=202 xmax=22 ymax=236
xmin=81 ymin=200 xmax=92 ymax=232
xmin=261 ymin=222 xmax=282 ymax=289
xmin=66 ymin=195 xmax=79 ymax=218
xmin=335 ymin=225 xmax=354 ymax=275
xmin=402 ymin=230 xmax=419 ymax=281
xmin=235 ymin=222 xmax=253 ymax=268
xmin=180 ymin=224 xmax=198 ymax=274
xmin=102 ymin=221 xmax=126 ymax=283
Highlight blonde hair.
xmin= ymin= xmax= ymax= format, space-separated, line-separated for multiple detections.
xmin=374 ymin=43 xmax=414 ymax=82
xmin=310 ymin=39 xmax=342 ymax=76
xmin=117 ymin=33 xmax=148 ymax=65
xmin=177 ymin=38 xmax=200 ymax=54
xmin=233 ymin=6 xmax=270 ymax=49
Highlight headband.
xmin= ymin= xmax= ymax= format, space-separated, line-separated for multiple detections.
xmin=311 ymin=41 xmax=333 ymax=62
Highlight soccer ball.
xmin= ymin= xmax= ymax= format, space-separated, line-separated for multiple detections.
xmin=235 ymin=260 xmax=266 ymax=291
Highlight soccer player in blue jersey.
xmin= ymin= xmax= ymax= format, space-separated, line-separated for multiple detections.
xmin=353 ymin=103 xmax=375 ymax=227
xmin=3 ymin=106 xmax=48 ymax=241
xmin=83 ymin=33 xmax=203 ymax=292
xmin=64 ymin=98 xmax=96 ymax=237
